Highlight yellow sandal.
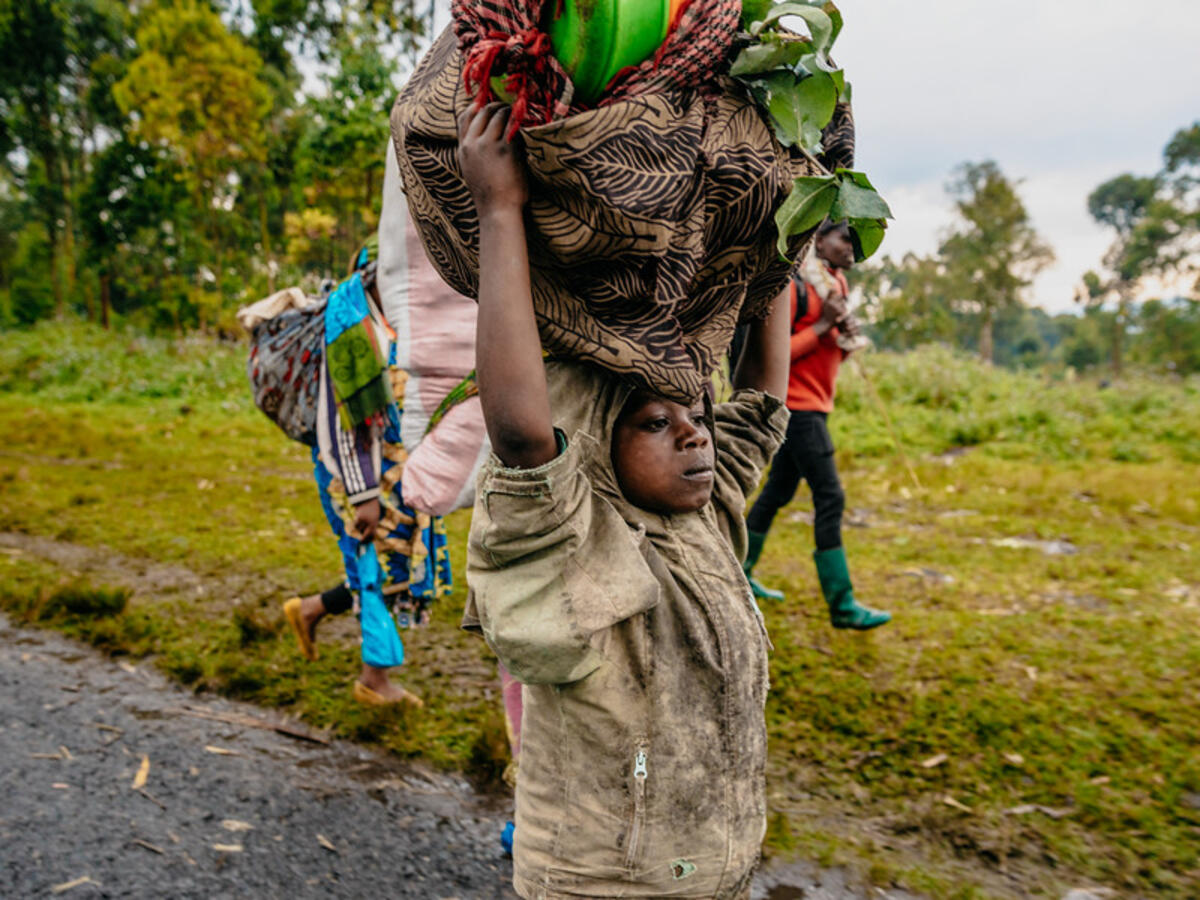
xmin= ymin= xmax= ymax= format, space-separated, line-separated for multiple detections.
xmin=282 ymin=597 xmax=319 ymax=662
xmin=352 ymin=680 xmax=424 ymax=709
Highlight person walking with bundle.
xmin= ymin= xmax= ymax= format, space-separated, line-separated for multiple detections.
xmin=741 ymin=221 xmax=891 ymax=630
xmin=458 ymin=102 xmax=793 ymax=899
xmin=279 ymin=242 xmax=452 ymax=706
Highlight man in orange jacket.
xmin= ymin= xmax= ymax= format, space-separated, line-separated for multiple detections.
xmin=742 ymin=221 xmax=891 ymax=630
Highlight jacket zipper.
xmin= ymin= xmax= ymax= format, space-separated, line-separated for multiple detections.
xmin=625 ymin=745 xmax=648 ymax=869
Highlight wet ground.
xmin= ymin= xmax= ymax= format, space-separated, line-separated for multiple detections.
xmin=0 ymin=613 xmax=917 ymax=899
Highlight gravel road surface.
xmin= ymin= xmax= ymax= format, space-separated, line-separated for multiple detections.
xmin=0 ymin=614 xmax=516 ymax=899
xmin=0 ymin=614 xmax=914 ymax=899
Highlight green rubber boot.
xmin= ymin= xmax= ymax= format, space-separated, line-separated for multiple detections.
xmin=814 ymin=547 xmax=891 ymax=630
xmin=744 ymin=530 xmax=785 ymax=601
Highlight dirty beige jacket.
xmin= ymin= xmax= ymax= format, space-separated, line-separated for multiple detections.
xmin=464 ymin=361 xmax=788 ymax=899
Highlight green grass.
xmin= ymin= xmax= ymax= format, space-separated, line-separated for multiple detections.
xmin=1 ymin=321 xmax=1198 ymax=897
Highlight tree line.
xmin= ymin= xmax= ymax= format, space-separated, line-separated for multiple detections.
xmin=2 ymin=1 xmax=1197 ymax=375
xmin=0 ymin=0 xmax=422 ymax=333
xmin=858 ymin=127 xmax=1200 ymax=375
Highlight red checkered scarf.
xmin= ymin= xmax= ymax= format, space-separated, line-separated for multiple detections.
xmin=453 ymin=0 xmax=740 ymax=137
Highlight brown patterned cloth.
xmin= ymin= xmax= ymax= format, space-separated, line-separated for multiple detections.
xmin=390 ymin=28 xmax=818 ymax=403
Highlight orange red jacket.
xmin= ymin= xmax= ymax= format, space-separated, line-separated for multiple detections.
xmin=786 ymin=270 xmax=849 ymax=413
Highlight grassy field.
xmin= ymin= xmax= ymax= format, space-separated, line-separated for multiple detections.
xmin=2 ymin=321 xmax=1199 ymax=898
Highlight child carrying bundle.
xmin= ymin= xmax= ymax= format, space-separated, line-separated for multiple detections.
xmin=458 ymin=101 xmax=791 ymax=898
xmin=387 ymin=0 xmax=887 ymax=892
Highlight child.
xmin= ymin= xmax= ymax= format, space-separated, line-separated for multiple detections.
xmin=741 ymin=222 xmax=890 ymax=630
xmin=457 ymin=103 xmax=791 ymax=899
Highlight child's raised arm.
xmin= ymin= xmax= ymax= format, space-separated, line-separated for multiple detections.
xmin=457 ymin=104 xmax=558 ymax=469
xmin=732 ymin=283 xmax=791 ymax=399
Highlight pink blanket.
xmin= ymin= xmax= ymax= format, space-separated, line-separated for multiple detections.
xmin=378 ymin=147 xmax=489 ymax=515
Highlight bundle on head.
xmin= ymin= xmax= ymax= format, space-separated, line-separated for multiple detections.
xmin=390 ymin=0 xmax=821 ymax=403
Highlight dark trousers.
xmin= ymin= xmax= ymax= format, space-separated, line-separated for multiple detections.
xmin=320 ymin=582 xmax=354 ymax=615
xmin=746 ymin=410 xmax=845 ymax=551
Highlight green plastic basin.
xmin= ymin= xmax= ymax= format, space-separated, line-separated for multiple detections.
xmin=546 ymin=0 xmax=671 ymax=103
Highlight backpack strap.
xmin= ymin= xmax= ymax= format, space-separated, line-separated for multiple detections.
xmin=791 ymin=276 xmax=809 ymax=325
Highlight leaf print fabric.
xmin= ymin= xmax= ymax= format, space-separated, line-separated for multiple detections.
xmin=390 ymin=28 xmax=822 ymax=403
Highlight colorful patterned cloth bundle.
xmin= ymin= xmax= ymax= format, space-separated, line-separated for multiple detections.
xmin=245 ymin=290 xmax=325 ymax=446
xmin=324 ymin=272 xmax=394 ymax=431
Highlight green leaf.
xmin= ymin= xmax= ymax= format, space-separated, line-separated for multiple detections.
xmin=848 ymin=218 xmax=886 ymax=261
xmin=795 ymin=50 xmax=837 ymax=76
xmin=748 ymin=69 xmax=837 ymax=152
xmin=751 ymin=3 xmax=833 ymax=54
xmin=793 ymin=70 xmax=839 ymax=151
xmin=748 ymin=71 xmax=799 ymax=146
xmin=730 ymin=36 xmax=809 ymax=77
xmin=835 ymin=168 xmax=879 ymax=191
xmin=774 ymin=175 xmax=837 ymax=257
xmin=830 ymin=178 xmax=893 ymax=221
xmin=828 ymin=68 xmax=845 ymax=97
xmin=740 ymin=0 xmax=774 ymax=28
xmin=821 ymin=1 xmax=844 ymax=43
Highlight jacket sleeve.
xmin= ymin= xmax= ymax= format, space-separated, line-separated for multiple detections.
xmin=790 ymin=326 xmax=821 ymax=361
xmin=710 ymin=390 xmax=789 ymax=560
xmin=465 ymin=432 xmax=661 ymax=685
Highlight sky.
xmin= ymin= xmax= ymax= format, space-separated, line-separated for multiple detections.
xmin=405 ymin=1 xmax=1200 ymax=313
xmin=832 ymin=0 xmax=1200 ymax=312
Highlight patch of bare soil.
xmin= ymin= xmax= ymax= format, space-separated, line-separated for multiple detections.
xmin=0 ymin=530 xmax=278 ymax=608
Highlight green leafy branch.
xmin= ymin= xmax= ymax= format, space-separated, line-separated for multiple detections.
xmin=773 ymin=168 xmax=891 ymax=261
xmin=731 ymin=0 xmax=892 ymax=261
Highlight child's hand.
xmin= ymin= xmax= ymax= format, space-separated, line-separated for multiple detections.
xmin=813 ymin=294 xmax=848 ymax=335
xmin=457 ymin=103 xmax=529 ymax=215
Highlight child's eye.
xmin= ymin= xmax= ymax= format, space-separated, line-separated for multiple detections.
xmin=643 ymin=417 xmax=669 ymax=431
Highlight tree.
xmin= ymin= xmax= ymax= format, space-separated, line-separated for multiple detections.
xmin=1088 ymin=174 xmax=1158 ymax=235
xmin=78 ymin=136 xmax=192 ymax=328
xmin=1164 ymin=123 xmax=1200 ymax=191
xmin=855 ymin=252 xmax=956 ymax=351
xmin=113 ymin=0 xmax=272 ymax=327
xmin=1085 ymin=122 xmax=1200 ymax=375
xmin=1132 ymin=296 xmax=1200 ymax=374
xmin=938 ymin=161 xmax=1054 ymax=363
xmin=293 ymin=35 xmax=398 ymax=274
xmin=0 ymin=0 xmax=132 ymax=320
xmin=1059 ymin=306 xmax=1111 ymax=371
xmin=0 ymin=0 xmax=71 ymax=315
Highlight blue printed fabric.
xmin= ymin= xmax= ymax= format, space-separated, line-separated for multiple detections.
xmin=310 ymin=351 xmax=453 ymax=661
xmin=356 ymin=544 xmax=405 ymax=668
xmin=323 ymin=272 xmax=370 ymax=344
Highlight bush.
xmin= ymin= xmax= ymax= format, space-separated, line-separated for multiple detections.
xmin=0 ymin=318 xmax=248 ymax=406
xmin=835 ymin=344 xmax=1200 ymax=462
xmin=37 ymin=582 xmax=130 ymax=620
xmin=8 ymin=225 xmax=55 ymax=326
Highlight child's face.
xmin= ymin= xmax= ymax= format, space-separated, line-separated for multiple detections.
xmin=611 ymin=392 xmax=715 ymax=514
xmin=816 ymin=224 xmax=855 ymax=270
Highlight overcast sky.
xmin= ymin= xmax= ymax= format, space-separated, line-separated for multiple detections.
xmin=833 ymin=0 xmax=1200 ymax=312
xmin=410 ymin=1 xmax=1200 ymax=312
